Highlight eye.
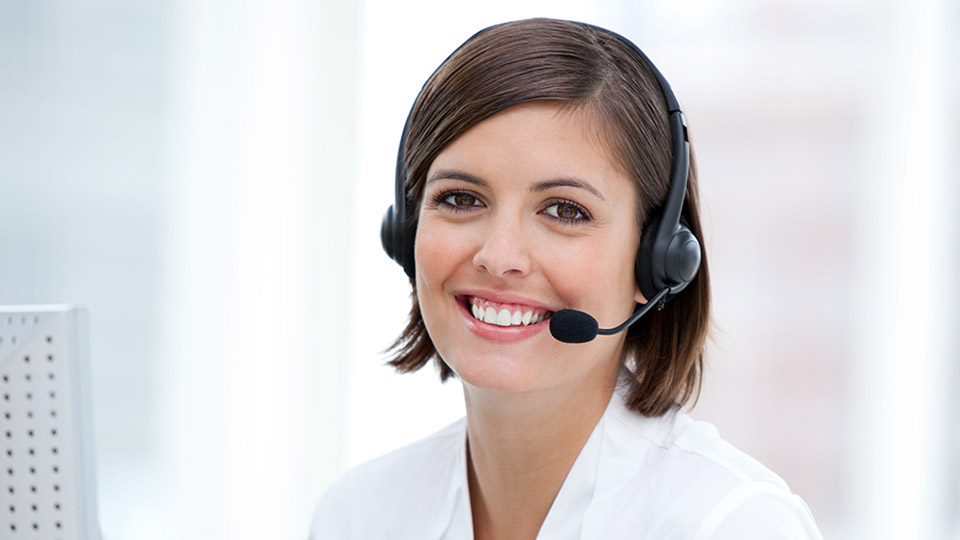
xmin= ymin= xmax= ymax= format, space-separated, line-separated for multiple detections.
xmin=443 ymin=192 xmax=482 ymax=208
xmin=429 ymin=189 xmax=485 ymax=213
xmin=543 ymin=200 xmax=590 ymax=222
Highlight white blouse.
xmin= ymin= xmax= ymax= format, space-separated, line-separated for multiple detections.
xmin=311 ymin=393 xmax=823 ymax=539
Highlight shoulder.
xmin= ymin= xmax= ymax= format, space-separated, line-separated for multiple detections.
xmin=592 ymin=404 xmax=822 ymax=539
xmin=604 ymin=402 xmax=789 ymax=490
xmin=310 ymin=418 xmax=466 ymax=540
xmin=691 ymin=480 xmax=824 ymax=540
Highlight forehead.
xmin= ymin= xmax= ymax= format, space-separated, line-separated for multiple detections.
xmin=427 ymin=102 xmax=632 ymax=195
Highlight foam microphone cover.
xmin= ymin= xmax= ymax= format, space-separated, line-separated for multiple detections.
xmin=549 ymin=309 xmax=599 ymax=344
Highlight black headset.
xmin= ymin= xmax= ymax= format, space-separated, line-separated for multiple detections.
xmin=381 ymin=22 xmax=701 ymax=303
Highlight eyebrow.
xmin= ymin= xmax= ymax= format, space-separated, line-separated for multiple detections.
xmin=531 ymin=178 xmax=607 ymax=202
xmin=427 ymin=169 xmax=608 ymax=202
xmin=426 ymin=169 xmax=486 ymax=186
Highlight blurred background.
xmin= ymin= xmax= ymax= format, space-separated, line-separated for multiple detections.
xmin=1 ymin=0 xmax=957 ymax=538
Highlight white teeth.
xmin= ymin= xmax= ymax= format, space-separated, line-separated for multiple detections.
xmin=468 ymin=298 xmax=549 ymax=327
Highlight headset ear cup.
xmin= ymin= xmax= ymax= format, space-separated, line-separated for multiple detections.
xmin=635 ymin=220 xmax=659 ymax=301
xmin=381 ymin=205 xmax=400 ymax=267
xmin=636 ymin=217 xmax=702 ymax=301
xmin=664 ymin=224 xmax=701 ymax=292
xmin=381 ymin=203 xmax=417 ymax=280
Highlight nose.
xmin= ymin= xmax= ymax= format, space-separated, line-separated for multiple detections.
xmin=472 ymin=213 xmax=531 ymax=278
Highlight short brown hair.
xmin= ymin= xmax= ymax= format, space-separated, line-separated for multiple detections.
xmin=386 ymin=18 xmax=710 ymax=417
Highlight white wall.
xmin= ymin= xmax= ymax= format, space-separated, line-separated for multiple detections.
xmin=1 ymin=0 xmax=358 ymax=538
xmin=848 ymin=0 xmax=958 ymax=537
xmin=0 ymin=1 xmax=174 ymax=537
xmin=159 ymin=0 xmax=357 ymax=538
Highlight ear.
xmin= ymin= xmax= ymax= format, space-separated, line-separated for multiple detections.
xmin=634 ymin=284 xmax=647 ymax=305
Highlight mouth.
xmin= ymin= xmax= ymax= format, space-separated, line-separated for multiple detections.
xmin=461 ymin=295 xmax=553 ymax=327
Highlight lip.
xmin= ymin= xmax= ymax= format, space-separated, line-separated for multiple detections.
xmin=456 ymin=289 xmax=557 ymax=313
xmin=455 ymin=292 xmax=554 ymax=343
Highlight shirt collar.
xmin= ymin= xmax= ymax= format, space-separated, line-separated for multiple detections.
xmin=437 ymin=389 xmax=680 ymax=540
xmin=535 ymin=399 xmax=607 ymax=539
xmin=438 ymin=418 xmax=472 ymax=540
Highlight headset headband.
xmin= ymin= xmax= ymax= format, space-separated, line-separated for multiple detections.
xmin=381 ymin=20 xmax=701 ymax=300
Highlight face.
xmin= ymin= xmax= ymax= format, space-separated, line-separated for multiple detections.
xmin=414 ymin=102 xmax=645 ymax=399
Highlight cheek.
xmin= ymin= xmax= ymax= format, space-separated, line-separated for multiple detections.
xmin=547 ymin=231 xmax=639 ymax=313
xmin=415 ymin=218 xmax=467 ymax=284
xmin=413 ymin=217 xmax=478 ymax=327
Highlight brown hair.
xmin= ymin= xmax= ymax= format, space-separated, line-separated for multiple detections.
xmin=386 ymin=18 xmax=711 ymax=417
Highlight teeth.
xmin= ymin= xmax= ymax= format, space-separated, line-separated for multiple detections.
xmin=468 ymin=298 xmax=550 ymax=327
xmin=470 ymin=297 xmax=547 ymax=326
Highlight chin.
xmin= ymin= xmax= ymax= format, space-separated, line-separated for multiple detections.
xmin=441 ymin=347 xmax=548 ymax=393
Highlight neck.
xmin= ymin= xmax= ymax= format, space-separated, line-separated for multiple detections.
xmin=464 ymin=381 xmax=616 ymax=540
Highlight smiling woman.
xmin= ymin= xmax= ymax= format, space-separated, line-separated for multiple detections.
xmin=311 ymin=18 xmax=823 ymax=540
xmin=384 ymin=19 xmax=709 ymax=418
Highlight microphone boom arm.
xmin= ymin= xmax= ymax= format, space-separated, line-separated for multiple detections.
xmin=596 ymin=287 xmax=671 ymax=335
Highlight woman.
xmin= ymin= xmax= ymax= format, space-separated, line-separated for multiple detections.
xmin=312 ymin=18 xmax=822 ymax=540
